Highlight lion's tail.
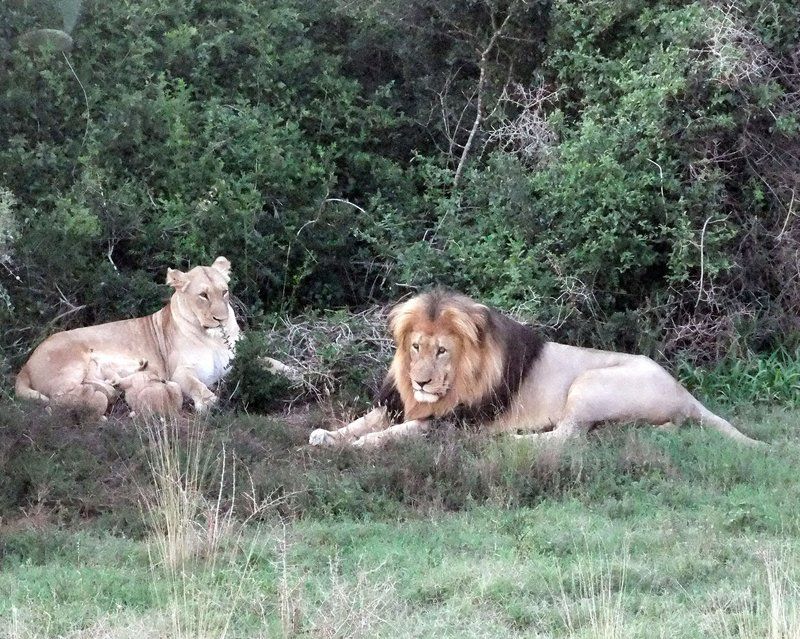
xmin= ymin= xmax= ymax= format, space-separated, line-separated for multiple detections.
xmin=15 ymin=367 xmax=49 ymax=403
xmin=690 ymin=402 xmax=763 ymax=447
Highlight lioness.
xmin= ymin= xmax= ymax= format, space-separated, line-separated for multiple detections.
xmin=16 ymin=256 xmax=240 ymax=418
xmin=309 ymin=290 xmax=762 ymax=447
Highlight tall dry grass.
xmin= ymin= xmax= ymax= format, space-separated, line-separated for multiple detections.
xmin=137 ymin=416 xmax=269 ymax=639
xmin=559 ymin=557 xmax=628 ymax=639
xmin=709 ymin=550 xmax=800 ymax=638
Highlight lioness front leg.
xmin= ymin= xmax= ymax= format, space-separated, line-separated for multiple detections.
xmin=352 ymin=420 xmax=430 ymax=448
xmin=171 ymin=365 xmax=217 ymax=412
xmin=309 ymin=406 xmax=390 ymax=446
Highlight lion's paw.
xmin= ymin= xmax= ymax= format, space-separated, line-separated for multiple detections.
xmin=309 ymin=429 xmax=338 ymax=446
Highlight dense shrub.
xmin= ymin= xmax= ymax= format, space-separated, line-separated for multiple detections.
xmin=1 ymin=0 xmax=799 ymax=393
xmin=224 ymin=308 xmax=393 ymax=412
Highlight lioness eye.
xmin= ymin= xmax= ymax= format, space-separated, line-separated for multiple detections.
xmin=437 ymin=347 xmax=447 ymax=356
xmin=411 ymin=343 xmax=419 ymax=351
xmin=199 ymin=292 xmax=209 ymax=300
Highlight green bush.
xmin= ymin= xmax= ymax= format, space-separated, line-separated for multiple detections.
xmin=224 ymin=330 xmax=296 ymax=413
xmin=2 ymin=0 xmax=800 ymax=394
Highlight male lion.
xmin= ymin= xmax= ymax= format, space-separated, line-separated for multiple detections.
xmin=15 ymin=256 xmax=239 ymax=418
xmin=309 ymin=290 xmax=761 ymax=447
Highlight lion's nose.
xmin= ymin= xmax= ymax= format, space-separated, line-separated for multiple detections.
xmin=413 ymin=378 xmax=432 ymax=389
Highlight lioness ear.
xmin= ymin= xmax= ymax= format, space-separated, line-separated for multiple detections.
xmin=211 ymin=256 xmax=231 ymax=281
xmin=166 ymin=268 xmax=189 ymax=290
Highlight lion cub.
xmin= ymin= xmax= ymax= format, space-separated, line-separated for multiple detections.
xmin=115 ymin=370 xmax=183 ymax=418
xmin=84 ymin=354 xmax=149 ymax=400
xmin=86 ymin=354 xmax=182 ymax=417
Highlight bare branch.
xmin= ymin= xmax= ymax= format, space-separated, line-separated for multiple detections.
xmin=453 ymin=2 xmax=522 ymax=188
xmin=777 ymin=189 xmax=797 ymax=241
xmin=485 ymin=82 xmax=557 ymax=164
xmin=695 ymin=215 xmax=728 ymax=309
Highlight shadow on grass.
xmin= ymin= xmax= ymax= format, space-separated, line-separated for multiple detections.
xmin=0 ymin=399 xmax=793 ymax=538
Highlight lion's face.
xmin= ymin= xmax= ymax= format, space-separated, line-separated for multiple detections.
xmin=388 ymin=291 xmax=503 ymax=419
xmin=405 ymin=330 xmax=461 ymax=403
xmin=167 ymin=256 xmax=233 ymax=333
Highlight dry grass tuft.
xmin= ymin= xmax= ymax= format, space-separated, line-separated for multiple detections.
xmin=707 ymin=549 xmax=800 ymax=638
xmin=275 ymin=543 xmax=397 ymax=639
xmin=137 ymin=415 xmax=277 ymax=639
xmin=559 ymin=557 xmax=628 ymax=639
xmin=306 ymin=557 xmax=395 ymax=639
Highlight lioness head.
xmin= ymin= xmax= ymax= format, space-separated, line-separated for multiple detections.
xmin=166 ymin=256 xmax=233 ymax=332
xmin=387 ymin=290 xmax=503 ymax=418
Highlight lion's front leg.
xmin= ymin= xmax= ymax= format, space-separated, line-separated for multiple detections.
xmin=309 ymin=406 xmax=390 ymax=446
xmin=352 ymin=419 xmax=430 ymax=448
xmin=513 ymin=419 xmax=589 ymax=442
xmin=171 ymin=365 xmax=216 ymax=412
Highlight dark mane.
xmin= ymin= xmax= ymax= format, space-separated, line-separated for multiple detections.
xmin=376 ymin=371 xmax=405 ymax=422
xmin=452 ymin=307 xmax=544 ymax=424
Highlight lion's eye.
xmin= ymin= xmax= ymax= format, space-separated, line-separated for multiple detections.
xmin=437 ymin=347 xmax=447 ymax=356
xmin=411 ymin=343 xmax=420 ymax=351
xmin=199 ymin=292 xmax=209 ymax=300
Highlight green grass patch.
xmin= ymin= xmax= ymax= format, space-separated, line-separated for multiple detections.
xmin=2 ymin=401 xmax=800 ymax=636
xmin=678 ymin=348 xmax=800 ymax=406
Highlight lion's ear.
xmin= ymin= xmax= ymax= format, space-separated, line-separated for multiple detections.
xmin=441 ymin=301 xmax=490 ymax=346
xmin=211 ymin=256 xmax=231 ymax=282
xmin=166 ymin=267 xmax=189 ymax=290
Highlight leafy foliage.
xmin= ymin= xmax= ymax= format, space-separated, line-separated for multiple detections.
xmin=679 ymin=348 xmax=800 ymax=406
xmin=1 ymin=0 xmax=799 ymax=393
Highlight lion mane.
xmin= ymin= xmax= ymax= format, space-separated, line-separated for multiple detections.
xmin=376 ymin=289 xmax=544 ymax=423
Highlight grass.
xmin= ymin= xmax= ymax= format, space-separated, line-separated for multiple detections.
xmin=2 ymin=401 xmax=800 ymax=637
xmin=4 ymin=505 xmax=800 ymax=637
xmin=137 ymin=416 xmax=268 ymax=639
xmin=678 ymin=348 xmax=800 ymax=406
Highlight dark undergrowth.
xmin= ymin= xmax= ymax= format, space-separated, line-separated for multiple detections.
xmin=0 ymin=398 xmax=795 ymax=541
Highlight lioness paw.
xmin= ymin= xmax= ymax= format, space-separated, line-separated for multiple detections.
xmin=309 ymin=429 xmax=338 ymax=446
xmin=194 ymin=393 xmax=218 ymax=413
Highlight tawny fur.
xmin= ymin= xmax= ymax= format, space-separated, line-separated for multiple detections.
xmin=310 ymin=290 xmax=762 ymax=448
xmin=84 ymin=354 xmax=148 ymax=400
xmin=15 ymin=256 xmax=239 ymax=418
xmin=117 ymin=370 xmax=183 ymax=417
